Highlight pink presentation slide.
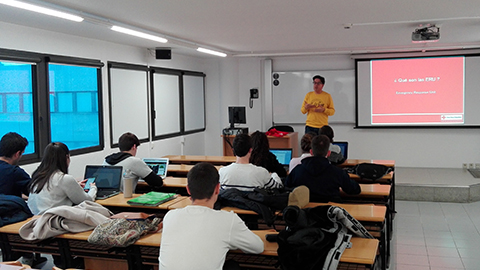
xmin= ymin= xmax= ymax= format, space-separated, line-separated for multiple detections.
xmin=371 ymin=57 xmax=464 ymax=124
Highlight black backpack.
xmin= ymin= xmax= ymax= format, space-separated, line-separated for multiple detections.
xmin=276 ymin=206 xmax=340 ymax=270
xmin=350 ymin=163 xmax=393 ymax=181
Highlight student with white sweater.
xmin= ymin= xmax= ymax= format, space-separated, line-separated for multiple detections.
xmin=27 ymin=142 xmax=97 ymax=215
xmin=159 ymin=162 xmax=264 ymax=270
xmin=219 ymin=133 xmax=283 ymax=191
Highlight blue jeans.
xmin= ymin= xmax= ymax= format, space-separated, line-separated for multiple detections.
xmin=305 ymin=126 xmax=320 ymax=135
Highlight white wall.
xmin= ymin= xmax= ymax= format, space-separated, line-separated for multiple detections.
xmin=2 ymin=21 xmax=479 ymax=174
xmin=232 ymin=55 xmax=480 ymax=168
xmin=0 ymin=21 xmax=220 ymax=178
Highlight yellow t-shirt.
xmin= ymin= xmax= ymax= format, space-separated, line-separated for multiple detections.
xmin=301 ymin=91 xmax=335 ymax=128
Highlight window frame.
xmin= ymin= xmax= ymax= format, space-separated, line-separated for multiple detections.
xmin=0 ymin=48 xmax=104 ymax=164
xmin=107 ymin=62 xmax=150 ymax=148
xmin=182 ymin=71 xmax=206 ymax=135
xmin=150 ymin=67 xmax=183 ymax=140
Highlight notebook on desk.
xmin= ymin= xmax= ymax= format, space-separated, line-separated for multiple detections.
xmin=269 ymin=148 xmax=293 ymax=170
xmin=127 ymin=191 xmax=176 ymax=206
xmin=142 ymin=158 xmax=169 ymax=179
xmin=84 ymin=165 xmax=123 ymax=200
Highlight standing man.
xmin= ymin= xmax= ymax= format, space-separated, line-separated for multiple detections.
xmin=104 ymin=132 xmax=163 ymax=192
xmin=159 ymin=162 xmax=264 ymax=270
xmin=0 ymin=132 xmax=31 ymax=197
xmin=301 ymin=75 xmax=335 ymax=135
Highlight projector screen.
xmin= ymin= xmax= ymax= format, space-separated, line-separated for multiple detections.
xmin=356 ymin=55 xmax=480 ymax=128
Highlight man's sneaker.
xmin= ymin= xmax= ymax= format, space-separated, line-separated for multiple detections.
xmin=288 ymin=185 xmax=309 ymax=208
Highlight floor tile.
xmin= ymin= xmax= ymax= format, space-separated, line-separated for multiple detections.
xmin=395 ymin=254 xmax=429 ymax=266
xmin=396 ymin=244 xmax=427 ymax=255
xmin=428 ymin=256 xmax=464 ymax=268
xmin=461 ymin=257 xmax=480 ymax=269
xmin=426 ymin=246 xmax=460 ymax=258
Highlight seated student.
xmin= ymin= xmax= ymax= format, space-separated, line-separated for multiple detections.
xmin=219 ymin=133 xmax=283 ymax=191
xmin=0 ymin=132 xmax=31 ymax=197
xmin=159 ymin=162 xmax=264 ymax=270
xmin=27 ymin=142 xmax=97 ymax=215
xmin=320 ymin=125 xmax=345 ymax=164
xmin=0 ymin=132 xmax=46 ymax=266
xmin=288 ymin=132 xmax=315 ymax=172
xmin=104 ymin=132 xmax=163 ymax=192
xmin=249 ymin=131 xmax=287 ymax=178
xmin=285 ymin=135 xmax=360 ymax=202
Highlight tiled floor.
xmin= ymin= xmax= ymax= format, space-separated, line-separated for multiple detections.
xmin=392 ymin=200 xmax=480 ymax=270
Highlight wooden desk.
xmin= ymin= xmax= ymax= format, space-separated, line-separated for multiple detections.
xmin=340 ymin=159 xmax=395 ymax=168
xmin=221 ymin=132 xmax=299 ymax=157
xmin=136 ymin=230 xmax=378 ymax=267
xmin=349 ymin=172 xmax=393 ymax=181
xmin=169 ymin=198 xmax=386 ymax=224
xmin=163 ymin=155 xmax=235 ymax=165
xmin=341 ymin=183 xmax=390 ymax=199
xmin=0 ymin=219 xmax=378 ymax=270
xmin=304 ymin=202 xmax=386 ymax=223
xmin=96 ymin=194 xmax=188 ymax=211
xmin=140 ymin=179 xmax=390 ymax=202
xmin=167 ymin=164 xmax=223 ymax=176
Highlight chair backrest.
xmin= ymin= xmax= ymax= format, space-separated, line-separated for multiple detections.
xmin=268 ymin=125 xmax=294 ymax=132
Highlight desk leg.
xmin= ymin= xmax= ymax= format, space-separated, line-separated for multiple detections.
xmin=0 ymin=233 xmax=14 ymax=261
xmin=380 ymin=224 xmax=387 ymax=270
xmin=56 ymin=238 xmax=75 ymax=269
xmin=125 ymin=245 xmax=144 ymax=270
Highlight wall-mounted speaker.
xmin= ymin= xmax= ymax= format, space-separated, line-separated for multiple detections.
xmin=155 ymin=48 xmax=171 ymax=60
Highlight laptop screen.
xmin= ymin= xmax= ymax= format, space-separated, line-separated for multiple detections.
xmin=143 ymin=158 xmax=169 ymax=178
xmin=84 ymin=165 xmax=123 ymax=189
xmin=269 ymin=148 xmax=293 ymax=166
xmin=332 ymin=142 xmax=348 ymax=160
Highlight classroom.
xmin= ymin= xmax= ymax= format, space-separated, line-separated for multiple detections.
xmin=1 ymin=1 xmax=480 ymax=270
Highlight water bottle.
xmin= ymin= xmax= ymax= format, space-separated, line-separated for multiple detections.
xmin=123 ymin=169 xmax=133 ymax=198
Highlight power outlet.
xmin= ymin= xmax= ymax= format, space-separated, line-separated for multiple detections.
xmin=476 ymin=163 xmax=480 ymax=169
xmin=469 ymin=163 xmax=475 ymax=169
xmin=463 ymin=163 xmax=468 ymax=170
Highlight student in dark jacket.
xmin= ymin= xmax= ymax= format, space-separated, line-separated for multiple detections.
xmin=249 ymin=131 xmax=287 ymax=178
xmin=285 ymin=135 xmax=360 ymax=202
xmin=103 ymin=132 xmax=163 ymax=192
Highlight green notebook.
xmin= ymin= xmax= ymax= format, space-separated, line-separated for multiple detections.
xmin=127 ymin=192 xmax=177 ymax=206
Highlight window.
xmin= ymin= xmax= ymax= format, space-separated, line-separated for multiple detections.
xmin=0 ymin=60 xmax=35 ymax=155
xmin=183 ymin=72 xmax=206 ymax=133
xmin=108 ymin=62 xmax=149 ymax=147
xmin=149 ymin=67 xmax=206 ymax=140
xmin=106 ymin=63 xmax=206 ymax=146
xmin=48 ymin=63 xmax=101 ymax=150
xmin=151 ymin=69 xmax=181 ymax=138
xmin=0 ymin=49 xmax=104 ymax=163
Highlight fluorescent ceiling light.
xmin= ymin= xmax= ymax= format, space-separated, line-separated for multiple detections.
xmin=0 ymin=0 xmax=83 ymax=22
xmin=197 ymin=47 xmax=227 ymax=57
xmin=111 ymin=25 xmax=168 ymax=43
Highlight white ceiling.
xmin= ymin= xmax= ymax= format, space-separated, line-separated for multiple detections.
xmin=1 ymin=0 xmax=480 ymax=58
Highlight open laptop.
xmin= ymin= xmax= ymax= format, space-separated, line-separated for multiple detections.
xmin=142 ymin=158 xmax=169 ymax=179
xmin=269 ymin=148 xmax=293 ymax=171
xmin=332 ymin=141 xmax=348 ymax=160
xmin=84 ymin=165 xmax=123 ymax=200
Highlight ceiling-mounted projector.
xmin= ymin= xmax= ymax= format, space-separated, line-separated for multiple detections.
xmin=412 ymin=24 xmax=440 ymax=43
